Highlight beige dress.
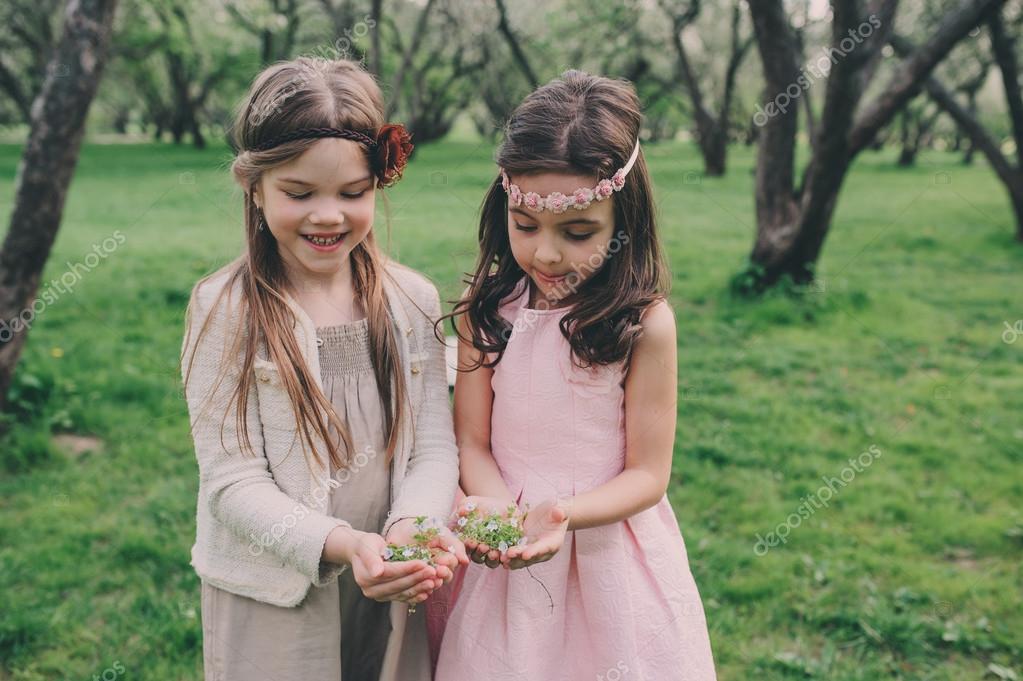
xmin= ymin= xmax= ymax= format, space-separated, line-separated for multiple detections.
xmin=200 ymin=319 xmax=431 ymax=681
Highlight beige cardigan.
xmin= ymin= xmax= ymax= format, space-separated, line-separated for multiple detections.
xmin=181 ymin=261 xmax=458 ymax=607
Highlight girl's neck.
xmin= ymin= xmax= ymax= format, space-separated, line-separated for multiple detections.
xmin=286 ymin=257 xmax=365 ymax=326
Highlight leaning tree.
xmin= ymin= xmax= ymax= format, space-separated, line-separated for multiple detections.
xmin=903 ymin=4 xmax=1023 ymax=241
xmin=0 ymin=0 xmax=119 ymax=417
xmin=739 ymin=0 xmax=1004 ymax=292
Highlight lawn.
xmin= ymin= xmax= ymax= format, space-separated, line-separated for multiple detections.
xmin=0 ymin=137 xmax=1020 ymax=680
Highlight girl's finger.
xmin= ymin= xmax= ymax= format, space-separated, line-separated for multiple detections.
xmin=364 ymin=568 xmax=435 ymax=600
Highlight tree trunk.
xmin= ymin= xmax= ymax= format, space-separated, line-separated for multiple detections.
xmin=190 ymin=118 xmax=206 ymax=149
xmin=1009 ymin=179 xmax=1023 ymax=240
xmin=898 ymin=111 xmax=917 ymax=166
xmin=663 ymin=0 xmax=753 ymax=177
xmin=0 ymin=0 xmax=118 ymax=414
xmin=746 ymin=0 xmax=802 ymax=282
xmin=703 ymin=128 xmax=727 ymax=176
xmin=370 ymin=0 xmax=382 ymax=76
xmin=742 ymin=0 xmax=1001 ymax=292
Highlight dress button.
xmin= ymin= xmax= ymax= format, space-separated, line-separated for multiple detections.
xmin=258 ymin=374 xmax=271 ymax=383
xmin=316 ymin=337 xmax=324 ymax=348
xmin=405 ymin=327 xmax=413 ymax=336
xmin=411 ymin=365 xmax=421 ymax=375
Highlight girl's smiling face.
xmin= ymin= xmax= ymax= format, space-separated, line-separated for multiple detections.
xmin=253 ymin=138 xmax=376 ymax=283
xmin=506 ymin=172 xmax=616 ymax=306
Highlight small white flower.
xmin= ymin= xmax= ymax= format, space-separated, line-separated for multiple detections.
xmin=486 ymin=521 xmax=499 ymax=532
xmin=457 ymin=517 xmax=468 ymax=527
xmin=402 ymin=547 xmax=414 ymax=558
xmin=465 ymin=501 xmax=477 ymax=511
xmin=517 ymin=537 xmax=528 ymax=547
xmin=383 ymin=547 xmax=394 ymax=560
xmin=498 ymin=541 xmax=509 ymax=552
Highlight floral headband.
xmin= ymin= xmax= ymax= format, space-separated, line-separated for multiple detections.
xmin=249 ymin=124 xmax=414 ymax=187
xmin=499 ymin=139 xmax=641 ymax=213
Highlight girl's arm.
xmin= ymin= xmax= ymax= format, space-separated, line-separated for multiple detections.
xmin=453 ymin=312 xmax=517 ymax=505
xmin=183 ymin=287 xmax=354 ymax=584
xmin=453 ymin=312 xmax=523 ymax=568
xmin=563 ymin=299 xmax=678 ymax=530
xmin=504 ymin=301 xmax=677 ymax=568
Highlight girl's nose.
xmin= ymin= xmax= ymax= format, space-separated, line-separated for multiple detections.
xmin=309 ymin=200 xmax=344 ymax=225
xmin=535 ymin=239 xmax=561 ymax=265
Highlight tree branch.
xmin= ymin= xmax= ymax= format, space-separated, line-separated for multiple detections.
xmin=849 ymin=0 xmax=1004 ymax=156
xmin=494 ymin=0 xmax=538 ymax=88
xmin=987 ymin=8 xmax=1023 ymax=167
xmin=386 ymin=0 xmax=438 ymax=118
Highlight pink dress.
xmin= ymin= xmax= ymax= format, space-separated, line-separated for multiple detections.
xmin=433 ymin=280 xmax=717 ymax=680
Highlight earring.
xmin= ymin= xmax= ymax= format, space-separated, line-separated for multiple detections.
xmin=256 ymin=208 xmax=267 ymax=232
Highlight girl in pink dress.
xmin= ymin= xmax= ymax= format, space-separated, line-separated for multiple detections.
xmin=430 ymin=71 xmax=717 ymax=680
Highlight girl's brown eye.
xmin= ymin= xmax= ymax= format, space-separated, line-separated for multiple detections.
xmin=566 ymin=233 xmax=593 ymax=242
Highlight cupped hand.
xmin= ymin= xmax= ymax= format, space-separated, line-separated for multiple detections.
xmin=349 ymin=531 xmax=438 ymax=605
xmin=456 ymin=496 xmax=517 ymax=569
xmin=384 ymin=518 xmax=469 ymax=585
xmin=502 ymin=498 xmax=569 ymax=570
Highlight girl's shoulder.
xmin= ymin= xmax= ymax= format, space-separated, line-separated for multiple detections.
xmin=631 ymin=298 xmax=676 ymax=360
xmin=382 ymin=259 xmax=442 ymax=314
xmin=189 ymin=262 xmax=245 ymax=320
xmin=638 ymin=297 xmax=674 ymax=328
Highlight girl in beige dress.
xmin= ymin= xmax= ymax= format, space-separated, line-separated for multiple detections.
xmin=181 ymin=57 xmax=466 ymax=681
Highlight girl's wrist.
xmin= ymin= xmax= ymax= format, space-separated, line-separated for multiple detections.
xmin=324 ymin=525 xmax=362 ymax=565
xmin=560 ymin=497 xmax=577 ymax=531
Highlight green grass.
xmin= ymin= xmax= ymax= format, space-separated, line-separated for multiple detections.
xmin=0 ymin=138 xmax=1020 ymax=680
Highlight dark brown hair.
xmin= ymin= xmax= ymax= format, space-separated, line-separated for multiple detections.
xmin=182 ymin=57 xmax=406 ymax=471
xmin=442 ymin=70 xmax=669 ymax=370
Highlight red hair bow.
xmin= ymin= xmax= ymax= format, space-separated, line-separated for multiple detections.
xmin=374 ymin=124 xmax=414 ymax=187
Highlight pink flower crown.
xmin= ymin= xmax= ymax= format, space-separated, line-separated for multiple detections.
xmin=499 ymin=139 xmax=641 ymax=214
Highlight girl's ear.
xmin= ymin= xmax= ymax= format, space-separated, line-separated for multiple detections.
xmin=250 ymin=184 xmax=262 ymax=210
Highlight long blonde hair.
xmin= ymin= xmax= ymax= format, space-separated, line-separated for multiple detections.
xmin=183 ymin=58 xmax=407 ymax=471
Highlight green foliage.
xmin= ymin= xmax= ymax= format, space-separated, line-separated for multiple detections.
xmin=384 ymin=516 xmax=442 ymax=564
xmin=454 ymin=503 xmax=525 ymax=553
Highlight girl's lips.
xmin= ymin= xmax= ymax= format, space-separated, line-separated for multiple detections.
xmin=534 ymin=270 xmax=567 ymax=286
xmin=301 ymin=232 xmax=346 ymax=252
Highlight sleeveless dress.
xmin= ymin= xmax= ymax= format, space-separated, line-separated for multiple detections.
xmin=433 ymin=280 xmax=717 ymax=681
xmin=200 ymin=319 xmax=430 ymax=681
